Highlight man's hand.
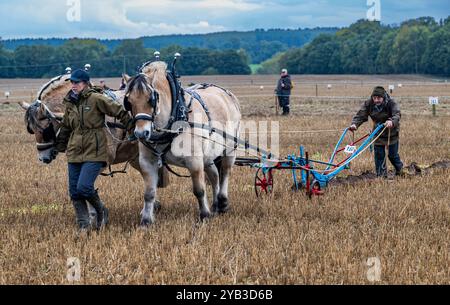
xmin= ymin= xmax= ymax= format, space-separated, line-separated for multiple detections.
xmin=349 ymin=124 xmax=357 ymax=131
xmin=385 ymin=120 xmax=394 ymax=129
xmin=281 ymin=83 xmax=285 ymax=88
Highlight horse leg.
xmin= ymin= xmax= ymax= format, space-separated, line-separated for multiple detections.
xmin=205 ymin=163 xmax=220 ymax=215
xmin=131 ymin=156 xmax=161 ymax=213
xmin=139 ymin=159 xmax=159 ymax=226
xmin=190 ymin=166 xmax=211 ymax=221
xmin=217 ymin=156 xmax=235 ymax=213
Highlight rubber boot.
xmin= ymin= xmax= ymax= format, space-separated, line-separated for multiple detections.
xmin=72 ymin=199 xmax=90 ymax=230
xmin=86 ymin=192 xmax=109 ymax=230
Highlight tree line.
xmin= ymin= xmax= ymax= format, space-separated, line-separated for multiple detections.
xmin=0 ymin=39 xmax=251 ymax=78
xmin=258 ymin=17 xmax=450 ymax=76
xmin=1 ymin=28 xmax=338 ymax=65
xmin=2 ymin=17 xmax=448 ymax=78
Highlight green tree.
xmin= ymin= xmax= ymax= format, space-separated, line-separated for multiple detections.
xmin=391 ymin=25 xmax=431 ymax=73
xmin=214 ymin=50 xmax=251 ymax=75
xmin=257 ymin=52 xmax=285 ymax=74
xmin=58 ymin=39 xmax=111 ymax=77
xmin=112 ymin=39 xmax=152 ymax=75
xmin=177 ymin=47 xmax=213 ymax=75
xmin=257 ymin=17 xmax=450 ymax=76
xmin=422 ymin=25 xmax=450 ymax=75
xmin=13 ymin=45 xmax=57 ymax=78
xmin=375 ymin=31 xmax=397 ymax=73
xmin=0 ymin=40 xmax=15 ymax=78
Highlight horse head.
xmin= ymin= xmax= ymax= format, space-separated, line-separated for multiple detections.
xmin=21 ymin=100 xmax=62 ymax=164
xmin=124 ymin=62 xmax=171 ymax=142
xmin=19 ymin=74 xmax=69 ymax=164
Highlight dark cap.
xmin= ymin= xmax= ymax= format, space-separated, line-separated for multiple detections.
xmin=67 ymin=69 xmax=90 ymax=83
xmin=372 ymin=86 xmax=386 ymax=97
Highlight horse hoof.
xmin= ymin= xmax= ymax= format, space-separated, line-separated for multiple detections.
xmin=199 ymin=211 xmax=211 ymax=222
xmin=218 ymin=205 xmax=230 ymax=214
xmin=140 ymin=218 xmax=153 ymax=227
xmin=217 ymin=195 xmax=229 ymax=214
xmin=212 ymin=203 xmax=229 ymax=215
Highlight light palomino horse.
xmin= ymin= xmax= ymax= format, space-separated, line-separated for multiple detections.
xmin=124 ymin=61 xmax=241 ymax=225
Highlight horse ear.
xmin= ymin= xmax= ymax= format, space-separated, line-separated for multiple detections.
xmin=18 ymin=101 xmax=30 ymax=110
xmin=123 ymin=74 xmax=131 ymax=83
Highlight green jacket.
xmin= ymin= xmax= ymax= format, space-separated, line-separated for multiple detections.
xmin=351 ymin=96 xmax=401 ymax=146
xmin=55 ymin=87 xmax=133 ymax=163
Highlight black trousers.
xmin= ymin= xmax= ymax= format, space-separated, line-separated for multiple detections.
xmin=278 ymin=96 xmax=290 ymax=114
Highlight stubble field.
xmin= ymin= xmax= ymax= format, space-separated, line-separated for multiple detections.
xmin=0 ymin=74 xmax=449 ymax=284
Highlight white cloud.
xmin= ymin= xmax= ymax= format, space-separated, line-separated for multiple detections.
xmin=142 ymin=21 xmax=227 ymax=36
xmin=123 ymin=0 xmax=262 ymax=11
xmin=69 ymin=0 xmax=228 ymax=38
xmin=0 ymin=0 xmax=448 ymax=39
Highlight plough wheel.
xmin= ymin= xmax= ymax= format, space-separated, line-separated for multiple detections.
xmin=308 ymin=180 xmax=324 ymax=198
xmin=254 ymin=168 xmax=274 ymax=197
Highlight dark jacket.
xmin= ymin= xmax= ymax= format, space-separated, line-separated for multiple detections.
xmin=55 ymin=87 xmax=133 ymax=163
xmin=351 ymin=95 xmax=401 ymax=146
xmin=276 ymin=75 xmax=293 ymax=97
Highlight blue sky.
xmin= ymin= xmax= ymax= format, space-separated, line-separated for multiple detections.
xmin=0 ymin=0 xmax=449 ymax=39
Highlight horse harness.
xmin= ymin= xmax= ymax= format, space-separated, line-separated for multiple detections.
xmin=124 ymin=71 xmax=272 ymax=172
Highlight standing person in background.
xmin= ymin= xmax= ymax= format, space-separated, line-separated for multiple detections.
xmin=275 ymin=68 xmax=293 ymax=115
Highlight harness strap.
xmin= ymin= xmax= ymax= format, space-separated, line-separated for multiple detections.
xmin=164 ymin=163 xmax=191 ymax=178
xmin=38 ymin=75 xmax=63 ymax=100
xmin=185 ymin=89 xmax=212 ymax=126
xmin=187 ymin=122 xmax=273 ymax=157
xmin=188 ymin=83 xmax=234 ymax=97
xmin=140 ymin=140 xmax=172 ymax=161
xmin=36 ymin=142 xmax=55 ymax=151
xmin=135 ymin=113 xmax=155 ymax=122
xmin=100 ymin=161 xmax=130 ymax=177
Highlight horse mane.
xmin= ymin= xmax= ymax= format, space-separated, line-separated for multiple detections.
xmin=140 ymin=61 xmax=168 ymax=90
xmin=37 ymin=74 xmax=70 ymax=101
xmin=127 ymin=74 xmax=151 ymax=96
xmin=127 ymin=61 xmax=168 ymax=97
